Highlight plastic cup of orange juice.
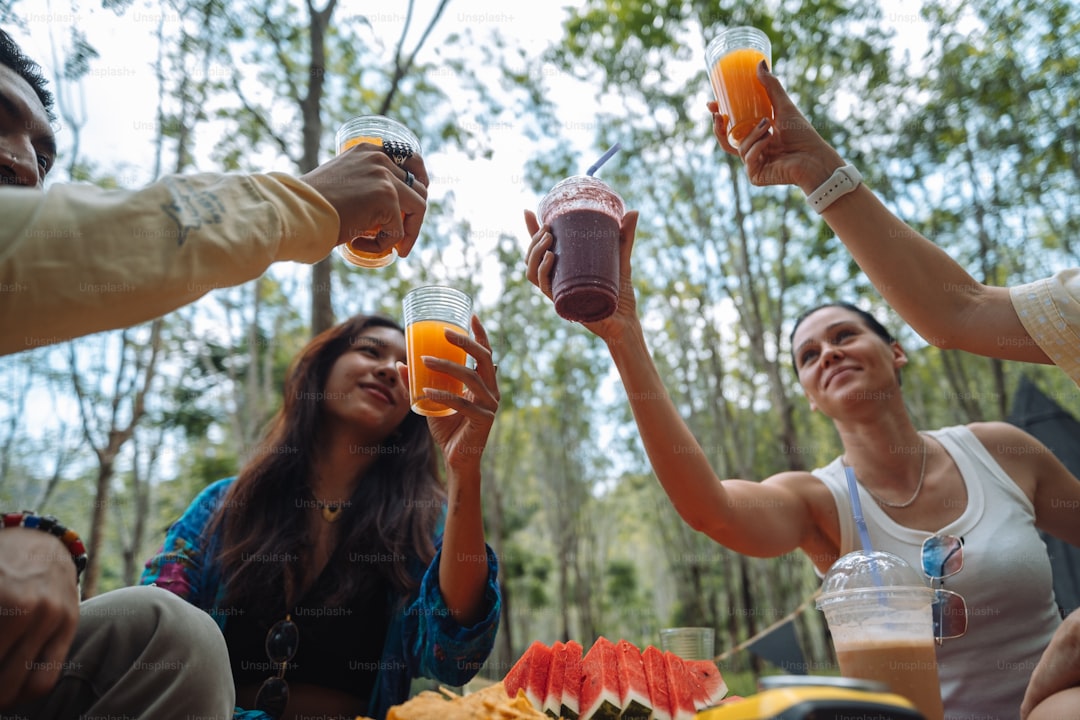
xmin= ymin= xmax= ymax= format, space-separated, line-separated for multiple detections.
xmin=705 ymin=27 xmax=773 ymax=148
xmin=335 ymin=115 xmax=422 ymax=268
xmin=402 ymin=286 xmax=472 ymax=417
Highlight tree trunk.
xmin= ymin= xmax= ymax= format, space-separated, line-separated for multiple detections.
xmin=305 ymin=2 xmax=336 ymax=335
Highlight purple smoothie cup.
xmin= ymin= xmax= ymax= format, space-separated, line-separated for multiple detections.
xmin=537 ymin=175 xmax=626 ymax=323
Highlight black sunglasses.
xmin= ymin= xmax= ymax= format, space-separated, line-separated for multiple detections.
xmin=255 ymin=614 xmax=299 ymax=719
xmin=921 ymin=534 xmax=969 ymax=644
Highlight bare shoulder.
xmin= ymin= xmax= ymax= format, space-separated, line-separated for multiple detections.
xmin=768 ymin=469 xmax=841 ymax=520
xmin=965 ymin=420 xmax=1042 ymax=453
xmin=767 ymin=470 xmax=842 ymax=564
xmin=966 ymin=421 xmax=1044 ymax=499
xmin=766 ymin=469 xmax=833 ymax=498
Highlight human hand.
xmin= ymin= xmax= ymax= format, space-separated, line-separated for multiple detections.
xmin=524 ymin=208 xmax=640 ymax=343
xmin=1021 ymin=608 xmax=1080 ymax=719
xmin=0 ymin=529 xmax=79 ymax=708
xmin=300 ymin=143 xmax=429 ymax=259
xmin=710 ymin=61 xmax=846 ymax=194
xmin=397 ymin=315 xmax=500 ymax=475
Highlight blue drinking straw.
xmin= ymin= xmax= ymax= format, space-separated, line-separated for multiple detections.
xmin=844 ymin=464 xmax=886 ymax=588
xmin=586 ymin=143 xmax=622 ymax=176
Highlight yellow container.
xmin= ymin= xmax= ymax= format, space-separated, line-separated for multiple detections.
xmin=695 ymin=676 xmax=924 ymax=719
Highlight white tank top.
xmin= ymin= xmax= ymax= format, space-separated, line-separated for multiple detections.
xmin=814 ymin=425 xmax=1061 ymax=720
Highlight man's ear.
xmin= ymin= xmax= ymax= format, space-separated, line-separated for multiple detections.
xmin=892 ymin=340 xmax=908 ymax=369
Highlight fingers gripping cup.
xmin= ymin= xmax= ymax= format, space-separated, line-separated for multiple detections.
xmin=402 ymin=286 xmax=472 ymax=417
xmin=816 ymin=551 xmax=945 ymax=720
xmin=336 ymin=115 xmax=422 ymax=268
xmin=705 ymin=26 xmax=773 ymax=148
xmin=537 ymin=176 xmax=625 ymax=323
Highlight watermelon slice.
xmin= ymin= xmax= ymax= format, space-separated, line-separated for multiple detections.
xmin=641 ymin=645 xmax=673 ymax=720
xmin=503 ymin=641 xmax=536 ymax=702
xmin=579 ymin=637 xmax=622 ymax=720
xmin=543 ymin=641 xmax=566 ymax=718
xmin=661 ymin=651 xmax=700 ymax=720
xmin=613 ymin=639 xmax=652 ymax=720
xmin=505 ymin=640 xmax=552 ymax=710
xmin=560 ymin=640 xmax=584 ymax=720
xmin=684 ymin=657 xmax=728 ymax=707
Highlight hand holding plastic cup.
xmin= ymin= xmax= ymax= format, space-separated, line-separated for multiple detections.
xmin=659 ymin=627 xmax=715 ymax=661
xmin=336 ymin=115 xmax=422 ymax=268
xmin=816 ymin=551 xmax=945 ymax=720
xmin=705 ymin=27 xmax=774 ymax=148
xmin=537 ymin=175 xmax=625 ymax=323
xmin=402 ymin=286 xmax=472 ymax=417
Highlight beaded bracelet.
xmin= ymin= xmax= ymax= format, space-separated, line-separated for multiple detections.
xmin=2 ymin=511 xmax=89 ymax=581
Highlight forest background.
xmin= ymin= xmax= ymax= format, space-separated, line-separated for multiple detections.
xmin=2 ymin=0 xmax=1079 ymax=696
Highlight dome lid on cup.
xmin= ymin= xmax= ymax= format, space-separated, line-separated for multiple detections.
xmin=817 ymin=550 xmax=930 ymax=607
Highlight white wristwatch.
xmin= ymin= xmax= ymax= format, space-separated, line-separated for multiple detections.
xmin=806 ymin=164 xmax=862 ymax=214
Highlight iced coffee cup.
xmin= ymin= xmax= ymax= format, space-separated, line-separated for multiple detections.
xmin=336 ymin=115 xmax=422 ymax=268
xmin=705 ymin=27 xmax=774 ymax=148
xmin=537 ymin=175 xmax=625 ymax=323
xmin=816 ymin=551 xmax=944 ymax=720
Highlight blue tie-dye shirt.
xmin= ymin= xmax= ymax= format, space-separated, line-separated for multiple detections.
xmin=140 ymin=477 xmax=501 ymax=720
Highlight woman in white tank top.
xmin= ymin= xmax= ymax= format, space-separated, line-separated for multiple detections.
xmin=524 ymin=220 xmax=1080 ymax=720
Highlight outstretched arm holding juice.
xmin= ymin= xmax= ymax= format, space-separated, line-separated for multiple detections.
xmin=708 ymin=56 xmax=1080 ymax=719
xmin=523 ymin=192 xmax=1080 ymax=718
xmin=708 ymin=61 xmax=1074 ymax=374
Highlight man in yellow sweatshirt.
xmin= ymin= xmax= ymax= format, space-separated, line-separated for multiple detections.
xmin=0 ymin=28 xmax=429 ymax=357
xmin=0 ymin=27 xmax=428 ymax=719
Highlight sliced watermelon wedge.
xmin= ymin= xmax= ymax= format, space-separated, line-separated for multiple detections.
xmin=543 ymin=641 xmax=566 ymax=718
xmin=521 ymin=641 xmax=554 ymax=710
xmin=684 ymin=657 xmax=729 ymax=707
xmin=503 ymin=640 xmax=540 ymax=702
xmin=579 ymin=637 xmax=622 ymax=720
xmin=613 ymin=639 xmax=652 ymax=720
xmin=661 ymin=651 xmax=700 ymax=720
xmin=641 ymin=645 xmax=673 ymax=720
xmin=560 ymin=640 xmax=584 ymax=720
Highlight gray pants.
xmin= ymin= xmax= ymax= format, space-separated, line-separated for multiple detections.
xmin=5 ymin=585 xmax=235 ymax=720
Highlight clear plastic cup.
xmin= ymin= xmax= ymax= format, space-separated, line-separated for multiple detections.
xmin=537 ymin=175 xmax=625 ymax=323
xmin=335 ymin=115 xmax=422 ymax=268
xmin=704 ymin=27 xmax=773 ymax=148
xmin=659 ymin=627 xmax=715 ymax=661
xmin=816 ymin=551 xmax=944 ymax=720
xmin=402 ymin=286 xmax=472 ymax=417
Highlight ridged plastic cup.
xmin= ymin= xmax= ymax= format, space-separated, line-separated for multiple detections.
xmin=335 ymin=115 xmax=422 ymax=268
xmin=704 ymin=27 xmax=773 ymax=148
xmin=659 ymin=627 xmax=715 ymax=661
xmin=817 ymin=551 xmax=944 ymax=720
xmin=537 ymin=175 xmax=625 ymax=323
xmin=402 ymin=286 xmax=472 ymax=417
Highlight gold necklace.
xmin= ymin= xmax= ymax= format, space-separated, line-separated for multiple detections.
xmin=318 ymin=502 xmax=344 ymax=523
xmin=306 ymin=486 xmax=347 ymax=523
xmin=843 ymin=434 xmax=927 ymax=509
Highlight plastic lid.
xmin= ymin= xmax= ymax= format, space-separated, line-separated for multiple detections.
xmin=817 ymin=550 xmax=928 ymax=606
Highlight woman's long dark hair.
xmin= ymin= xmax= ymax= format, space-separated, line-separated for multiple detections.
xmin=209 ymin=314 xmax=443 ymax=615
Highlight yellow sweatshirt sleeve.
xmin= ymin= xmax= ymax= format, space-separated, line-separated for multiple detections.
xmin=0 ymin=172 xmax=339 ymax=356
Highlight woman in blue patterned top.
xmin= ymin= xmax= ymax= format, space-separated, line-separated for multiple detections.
xmin=142 ymin=312 xmax=502 ymax=720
